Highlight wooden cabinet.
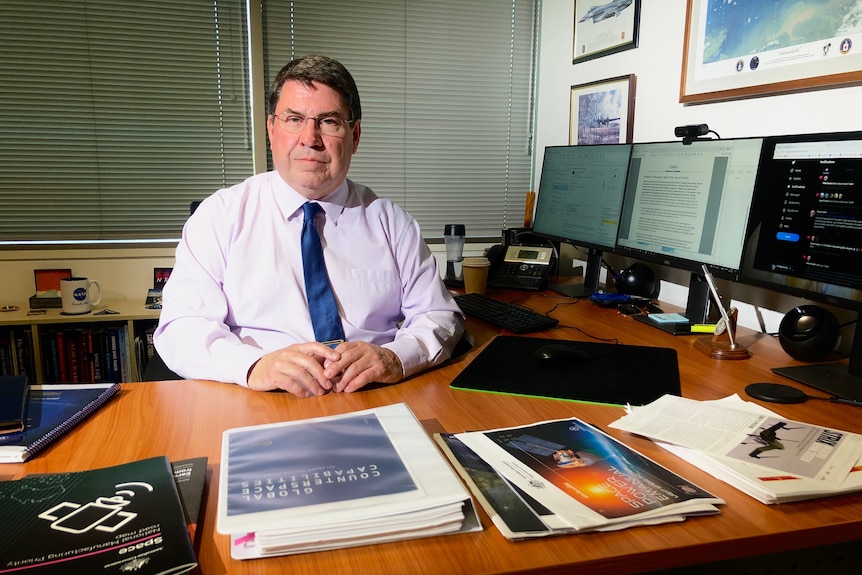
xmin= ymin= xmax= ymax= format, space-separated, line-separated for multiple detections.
xmin=0 ymin=301 xmax=160 ymax=384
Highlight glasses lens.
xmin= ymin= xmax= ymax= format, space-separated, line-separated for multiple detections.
xmin=276 ymin=113 xmax=348 ymax=137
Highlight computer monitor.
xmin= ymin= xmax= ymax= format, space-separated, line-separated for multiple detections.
xmin=740 ymin=130 xmax=862 ymax=400
xmin=616 ymin=137 xmax=764 ymax=326
xmin=531 ymin=143 xmax=633 ymax=297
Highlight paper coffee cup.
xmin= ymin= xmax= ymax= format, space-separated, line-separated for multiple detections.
xmin=462 ymin=257 xmax=491 ymax=295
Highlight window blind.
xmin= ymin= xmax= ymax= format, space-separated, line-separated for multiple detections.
xmin=0 ymin=0 xmax=252 ymax=242
xmin=262 ymin=0 xmax=537 ymax=240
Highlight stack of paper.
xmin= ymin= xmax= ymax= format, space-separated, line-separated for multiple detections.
xmin=609 ymin=394 xmax=862 ymax=504
xmin=436 ymin=416 xmax=723 ymax=540
xmin=217 ymin=403 xmax=480 ymax=559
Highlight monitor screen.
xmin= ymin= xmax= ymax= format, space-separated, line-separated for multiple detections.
xmin=531 ymin=143 xmax=632 ymax=297
xmin=740 ymin=131 xmax=862 ymax=312
xmin=532 ymin=143 xmax=632 ymax=251
xmin=740 ymin=130 xmax=862 ymax=400
xmin=616 ymin=137 xmax=764 ymax=279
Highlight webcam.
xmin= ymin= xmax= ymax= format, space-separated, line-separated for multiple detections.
xmin=674 ymin=124 xmax=709 ymax=139
xmin=674 ymin=123 xmax=720 ymax=144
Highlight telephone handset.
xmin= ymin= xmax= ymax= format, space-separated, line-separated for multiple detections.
xmin=486 ymin=245 xmax=553 ymax=291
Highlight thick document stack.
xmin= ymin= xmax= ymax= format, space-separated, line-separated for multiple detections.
xmin=217 ymin=403 xmax=480 ymax=559
xmin=436 ymin=416 xmax=723 ymax=540
xmin=609 ymin=394 xmax=862 ymax=504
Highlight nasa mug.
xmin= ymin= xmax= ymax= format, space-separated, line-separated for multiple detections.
xmin=60 ymin=277 xmax=102 ymax=315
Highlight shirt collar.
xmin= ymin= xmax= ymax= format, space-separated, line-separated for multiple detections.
xmin=270 ymin=172 xmax=349 ymax=225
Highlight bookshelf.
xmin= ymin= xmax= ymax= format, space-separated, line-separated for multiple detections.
xmin=0 ymin=300 xmax=160 ymax=384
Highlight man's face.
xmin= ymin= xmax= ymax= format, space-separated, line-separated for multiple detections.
xmin=267 ymin=80 xmax=360 ymax=200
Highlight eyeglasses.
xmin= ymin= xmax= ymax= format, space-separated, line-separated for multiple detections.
xmin=271 ymin=111 xmax=355 ymax=137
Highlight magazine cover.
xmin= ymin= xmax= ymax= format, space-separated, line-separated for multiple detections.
xmin=457 ymin=418 xmax=722 ymax=529
xmin=435 ymin=433 xmax=572 ymax=539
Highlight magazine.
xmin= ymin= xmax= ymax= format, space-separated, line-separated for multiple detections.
xmin=452 ymin=417 xmax=722 ymax=534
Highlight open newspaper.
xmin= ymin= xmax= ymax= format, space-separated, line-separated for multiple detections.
xmin=608 ymin=394 xmax=862 ymax=504
xmin=450 ymin=417 xmax=722 ymax=537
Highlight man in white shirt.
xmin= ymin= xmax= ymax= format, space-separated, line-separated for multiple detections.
xmin=154 ymin=54 xmax=464 ymax=397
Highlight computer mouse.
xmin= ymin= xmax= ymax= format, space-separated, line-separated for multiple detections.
xmin=534 ymin=344 xmax=593 ymax=365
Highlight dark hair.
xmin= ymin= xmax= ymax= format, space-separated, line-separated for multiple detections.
xmin=267 ymin=54 xmax=361 ymax=121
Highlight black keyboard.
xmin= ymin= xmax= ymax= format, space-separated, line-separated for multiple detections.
xmin=454 ymin=292 xmax=559 ymax=334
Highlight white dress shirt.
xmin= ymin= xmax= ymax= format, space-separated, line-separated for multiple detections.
xmin=154 ymin=171 xmax=464 ymax=386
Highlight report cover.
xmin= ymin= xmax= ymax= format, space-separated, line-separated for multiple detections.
xmin=223 ymin=412 xmax=418 ymax=518
xmin=0 ymin=456 xmax=196 ymax=574
xmin=217 ymin=403 xmax=479 ymax=558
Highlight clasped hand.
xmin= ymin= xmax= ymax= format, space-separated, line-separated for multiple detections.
xmin=247 ymin=341 xmax=403 ymax=397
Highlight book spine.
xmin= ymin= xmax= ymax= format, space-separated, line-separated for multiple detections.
xmin=14 ymin=329 xmax=35 ymax=379
xmin=0 ymin=336 xmax=11 ymax=375
xmin=56 ymin=330 xmax=69 ymax=382
xmin=108 ymin=328 xmax=120 ymax=382
xmin=92 ymin=329 xmax=104 ymax=382
xmin=67 ymin=330 xmax=80 ymax=383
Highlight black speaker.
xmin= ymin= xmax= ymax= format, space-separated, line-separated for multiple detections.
xmin=778 ymin=305 xmax=841 ymax=362
xmin=614 ymin=263 xmax=656 ymax=299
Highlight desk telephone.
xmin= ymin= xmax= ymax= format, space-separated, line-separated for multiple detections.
xmin=486 ymin=244 xmax=553 ymax=291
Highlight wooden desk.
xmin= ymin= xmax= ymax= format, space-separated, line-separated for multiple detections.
xmin=5 ymin=289 xmax=862 ymax=574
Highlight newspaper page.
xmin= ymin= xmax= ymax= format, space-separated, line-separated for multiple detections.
xmin=608 ymin=394 xmax=862 ymax=487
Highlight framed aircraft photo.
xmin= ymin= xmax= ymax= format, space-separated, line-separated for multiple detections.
xmin=573 ymin=0 xmax=640 ymax=63
xmin=569 ymin=74 xmax=635 ymax=145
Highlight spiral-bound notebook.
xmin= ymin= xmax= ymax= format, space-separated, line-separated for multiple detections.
xmin=0 ymin=383 xmax=121 ymax=463
xmin=450 ymin=336 xmax=680 ymax=406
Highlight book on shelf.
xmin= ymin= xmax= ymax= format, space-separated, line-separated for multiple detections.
xmin=39 ymin=325 xmax=130 ymax=384
xmin=608 ymin=394 xmax=862 ymax=504
xmin=217 ymin=402 xmax=481 ymax=559
xmin=0 ymin=456 xmax=197 ymax=574
xmin=448 ymin=417 xmax=723 ymax=538
xmin=0 ymin=383 xmax=121 ymax=463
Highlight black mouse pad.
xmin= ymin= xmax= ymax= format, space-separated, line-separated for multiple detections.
xmin=450 ymin=336 xmax=680 ymax=406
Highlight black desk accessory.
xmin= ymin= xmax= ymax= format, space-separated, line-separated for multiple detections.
xmin=450 ymin=336 xmax=680 ymax=406
xmin=0 ymin=375 xmax=29 ymax=435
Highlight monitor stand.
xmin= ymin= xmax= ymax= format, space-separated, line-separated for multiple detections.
xmin=773 ymin=318 xmax=862 ymax=402
xmin=635 ymin=272 xmax=712 ymax=336
xmin=549 ymin=248 xmax=602 ymax=298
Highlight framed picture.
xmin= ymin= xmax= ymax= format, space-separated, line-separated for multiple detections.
xmin=681 ymin=0 xmax=862 ymax=104
xmin=153 ymin=267 xmax=173 ymax=289
xmin=569 ymin=75 xmax=636 ymax=145
xmin=573 ymin=0 xmax=640 ymax=63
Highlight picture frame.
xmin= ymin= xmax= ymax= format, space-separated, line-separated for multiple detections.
xmin=573 ymin=0 xmax=640 ymax=63
xmin=569 ymin=74 xmax=636 ymax=145
xmin=680 ymin=0 xmax=862 ymax=104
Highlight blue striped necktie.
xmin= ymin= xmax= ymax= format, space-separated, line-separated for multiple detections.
xmin=301 ymin=202 xmax=345 ymax=345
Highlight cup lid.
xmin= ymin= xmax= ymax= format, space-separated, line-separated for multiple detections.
xmin=444 ymin=224 xmax=466 ymax=236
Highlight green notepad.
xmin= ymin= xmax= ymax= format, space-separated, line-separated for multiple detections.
xmin=450 ymin=336 xmax=680 ymax=406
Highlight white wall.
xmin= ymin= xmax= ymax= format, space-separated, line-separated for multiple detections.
xmin=534 ymin=0 xmax=861 ymax=343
